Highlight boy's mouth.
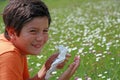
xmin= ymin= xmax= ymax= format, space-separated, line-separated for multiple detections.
xmin=32 ymin=44 xmax=42 ymax=49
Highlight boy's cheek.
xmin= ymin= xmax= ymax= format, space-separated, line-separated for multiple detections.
xmin=44 ymin=36 xmax=49 ymax=43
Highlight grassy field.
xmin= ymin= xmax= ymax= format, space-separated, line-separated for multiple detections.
xmin=0 ymin=0 xmax=120 ymax=80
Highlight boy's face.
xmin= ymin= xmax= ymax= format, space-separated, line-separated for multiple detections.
xmin=10 ymin=17 xmax=49 ymax=55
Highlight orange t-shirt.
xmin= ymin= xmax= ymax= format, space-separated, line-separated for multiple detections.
xmin=0 ymin=34 xmax=29 ymax=80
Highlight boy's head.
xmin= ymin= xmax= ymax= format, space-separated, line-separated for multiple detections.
xmin=3 ymin=0 xmax=51 ymax=40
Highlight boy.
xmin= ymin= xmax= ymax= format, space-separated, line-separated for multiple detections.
xmin=0 ymin=0 xmax=80 ymax=80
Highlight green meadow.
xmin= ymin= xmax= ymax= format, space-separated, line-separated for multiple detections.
xmin=0 ymin=0 xmax=120 ymax=80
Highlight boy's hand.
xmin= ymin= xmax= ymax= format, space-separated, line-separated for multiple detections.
xmin=58 ymin=55 xmax=80 ymax=80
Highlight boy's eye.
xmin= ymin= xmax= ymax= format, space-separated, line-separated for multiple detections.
xmin=29 ymin=29 xmax=37 ymax=34
xmin=30 ymin=30 xmax=36 ymax=32
xmin=43 ymin=29 xmax=49 ymax=33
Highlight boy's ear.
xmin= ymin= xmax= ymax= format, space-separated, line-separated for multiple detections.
xmin=6 ymin=27 xmax=16 ymax=40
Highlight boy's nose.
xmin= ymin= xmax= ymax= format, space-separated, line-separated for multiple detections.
xmin=36 ymin=33 xmax=43 ymax=41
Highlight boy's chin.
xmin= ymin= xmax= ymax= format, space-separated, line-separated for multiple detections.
xmin=30 ymin=50 xmax=42 ymax=55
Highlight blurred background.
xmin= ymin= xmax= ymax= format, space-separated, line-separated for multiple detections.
xmin=0 ymin=0 xmax=120 ymax=80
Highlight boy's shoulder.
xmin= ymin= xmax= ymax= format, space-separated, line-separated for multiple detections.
xmin=0 ymin=34 xmax=17 ymax=55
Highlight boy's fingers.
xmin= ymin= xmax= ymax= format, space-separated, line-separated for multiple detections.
xmin=74 ymin=55 xmax=80 ymax=61
xmin=70 ymin=56 xmax=80 ymax=75
xmin=65 ymin=62 xmax=76 ymax=75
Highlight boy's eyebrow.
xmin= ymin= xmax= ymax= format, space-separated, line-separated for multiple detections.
xmin=28 ymin=26 xmax=49 ymax=29
xmin=28 ymin=27 xmax=38 ymax=29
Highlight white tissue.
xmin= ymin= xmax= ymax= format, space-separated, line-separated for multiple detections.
xmin=45 ymin=45 xmax=68 ymax=80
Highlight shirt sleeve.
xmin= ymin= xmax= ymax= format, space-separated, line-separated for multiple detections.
xmin=0 ymin=51 xmax=29 ymax=80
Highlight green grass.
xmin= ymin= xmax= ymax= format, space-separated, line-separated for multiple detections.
xmin=0 ymin=0 xmax=120 ymax=80
xmin=0 ymin=0 xmax=8 ymax=21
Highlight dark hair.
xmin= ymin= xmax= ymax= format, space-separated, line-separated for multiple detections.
xmin=3 ymin=0 xmax=51 ymax=40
